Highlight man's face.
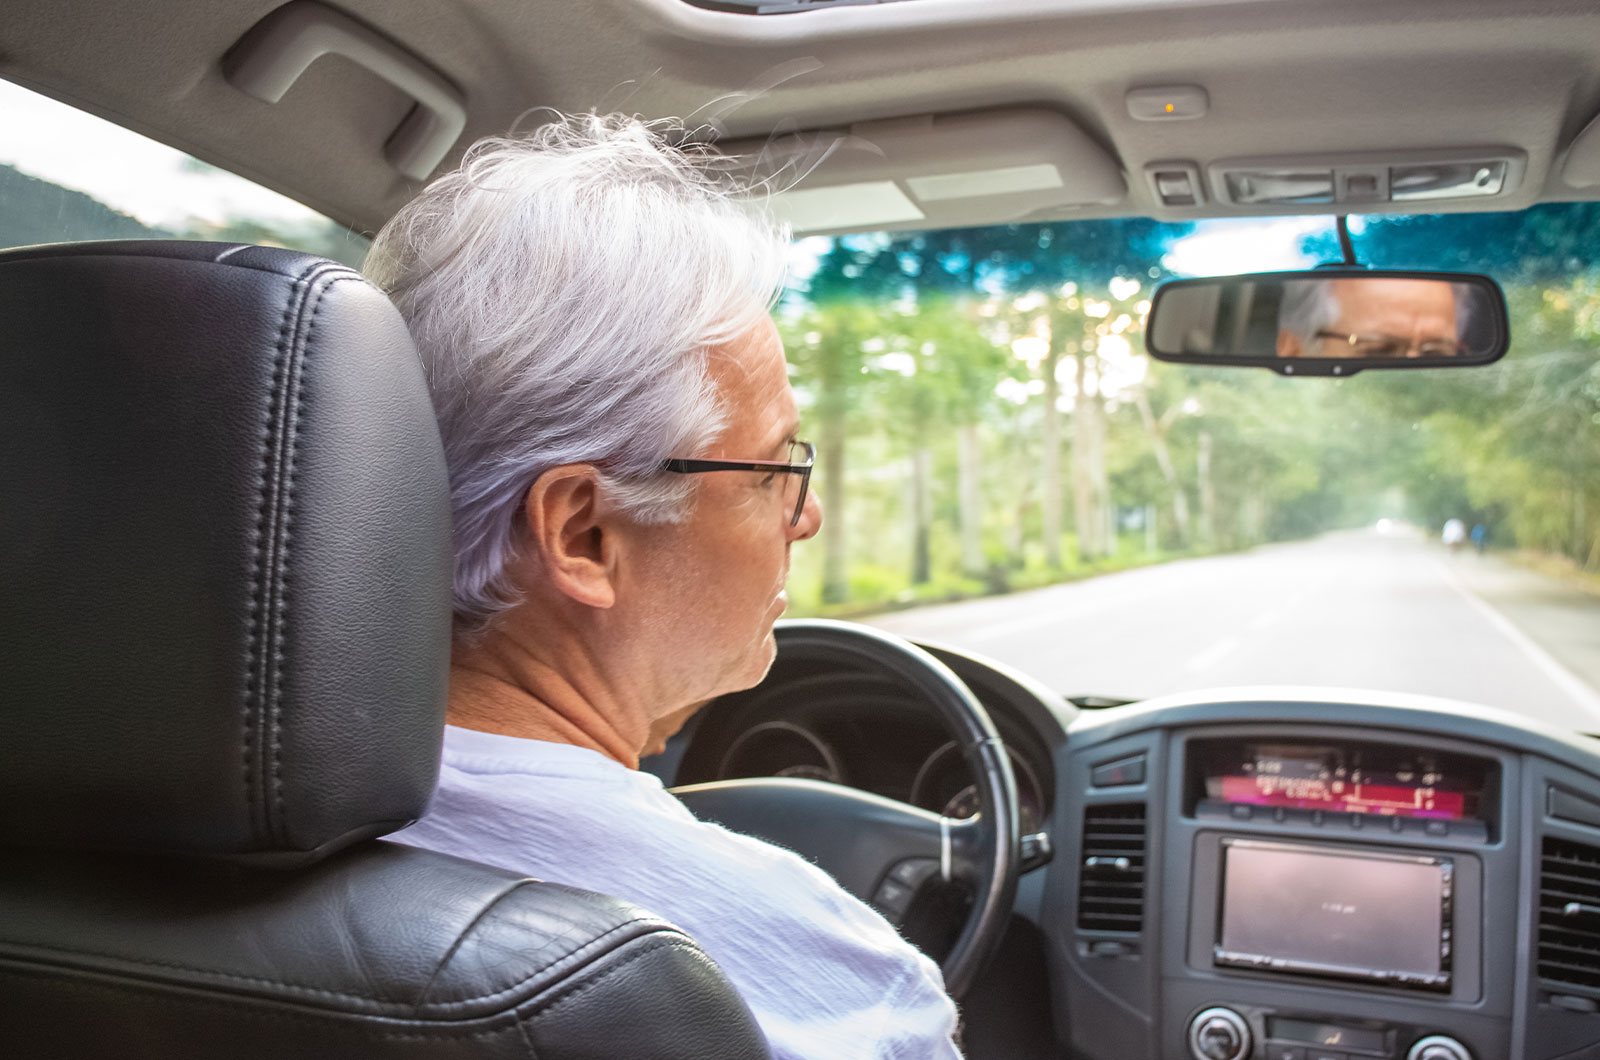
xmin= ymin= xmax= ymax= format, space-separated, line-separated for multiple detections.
xmin=1312 ymin=278 xmax=1460 ymax=358
xmin=626 ymin=317 xmax=822 ymax=707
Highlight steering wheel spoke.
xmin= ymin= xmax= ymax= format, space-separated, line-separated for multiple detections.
xmin=671 ymin=619 xmax=1021 ymax=998
xmin=670 ymin=776 xmax=946 ymax=903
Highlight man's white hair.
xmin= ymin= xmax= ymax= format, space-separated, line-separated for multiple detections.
xmin=1277 ymin=279 xmax=1344 ymax=349
xmin=365 ymin=113 xmax=790 ymax=634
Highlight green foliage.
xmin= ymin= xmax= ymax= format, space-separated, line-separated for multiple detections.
xmin=783 ymin=207 xmax=1600 ymax=615
xmin=0 ymin=166 xmax=371 ymax=267
xmin=1309 ymin=205 xmax=1600 ymax=282
xmin=0 ymin=164 xmax=167 ymax=248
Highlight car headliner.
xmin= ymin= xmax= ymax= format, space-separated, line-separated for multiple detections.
xmin=5 ymin=0 xmax=1600 ymax=236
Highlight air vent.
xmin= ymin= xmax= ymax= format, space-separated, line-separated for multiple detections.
xmin=1077 ymin=802 xmax=1146 ymax=933
xmin=1539 ymin=837 xmax=1600 ymax=992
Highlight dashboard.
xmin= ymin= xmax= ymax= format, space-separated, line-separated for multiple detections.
xmin=654 ymin=638 xmax=1600 ymax=1060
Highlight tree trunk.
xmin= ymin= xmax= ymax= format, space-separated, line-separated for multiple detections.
xmin=1010 ymin=487 xmax=1030 ymax=568
xmin=1573 ymin=477 xmax=1586 ymax=564
xmin=1072 ymin=351 xmax=1112 ymax=562
xmin=819 ymin=427 xmax=849 ymax=604
xmin=1043 ymin=347 xmax=1063 ymax=568
xmin=1133 ymin=388 xmax=1191 ymax=546
xmin=957 ymin=423 xmax=985 ymax=578
xmin=1088 ymin=375 xmax=1112 ymax=556
xmin=910 ymin=446 xmax=933 ymax=585
xmin=1197 ymin=430 xmax=1216 ymax=548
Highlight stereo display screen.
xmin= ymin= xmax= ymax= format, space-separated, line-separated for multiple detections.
xmin=1215 ymin=840 xmax=1452 ymax=990
xmin=1196 ymin=740 xmax=1488 ymax=821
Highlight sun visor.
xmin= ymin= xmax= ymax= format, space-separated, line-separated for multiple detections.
xmin=723 ymin=109 xmax=1124 ymax=236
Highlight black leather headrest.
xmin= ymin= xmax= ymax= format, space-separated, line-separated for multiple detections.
xmin=0 ymin=241 xmax=451 ymax=865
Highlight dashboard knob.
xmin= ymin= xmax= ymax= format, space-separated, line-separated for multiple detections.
xmin=1187 ymin=1007 xmax=1251 ymax=1060
xmin=1407 ymin=1036 xmax=1473 ymax=1060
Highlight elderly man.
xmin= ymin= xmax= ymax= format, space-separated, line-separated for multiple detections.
xmin=1276 ymin=277 xmax=1465 ymax=358
xmin=365 ymin=114 xmax=961 ymax=1059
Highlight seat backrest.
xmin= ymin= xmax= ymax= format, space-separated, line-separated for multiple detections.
xmin=0 ymin=241 xmax=770 ymax=1059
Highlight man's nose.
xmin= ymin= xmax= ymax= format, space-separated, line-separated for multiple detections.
xmin=791 ymin=486 xmax=822 ymax=542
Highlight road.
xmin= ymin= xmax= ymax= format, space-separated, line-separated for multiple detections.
xmin=863 ymin=529 xmax=1600 ymax=734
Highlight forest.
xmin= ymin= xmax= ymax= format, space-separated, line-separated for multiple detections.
xmin=8 ymin=158 xmax=1594 ymax=617
xmin=778 ymin=205 xmax=1600 ymax=614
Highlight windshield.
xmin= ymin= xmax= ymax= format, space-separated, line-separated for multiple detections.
xmin=780 ymin=209 xmax=1600 ymax=733
xmin=9 ymin=71 xmax=1596 ymax=733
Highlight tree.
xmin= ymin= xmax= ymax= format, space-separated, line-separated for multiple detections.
xmin=784 ymin=239 xmax=915 ymax=602
xmin=885 ymin=297 xmax=1016 ymax=581
xmin=1302 ymin=210 xmax=1600 ymax=567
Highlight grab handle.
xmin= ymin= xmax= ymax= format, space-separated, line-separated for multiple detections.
xmin=225 ymin=1 xmax=466 ymax=181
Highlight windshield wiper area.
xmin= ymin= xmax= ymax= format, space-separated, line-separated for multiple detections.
xmin=1067 ymin=694 xmax=1139 ymax=710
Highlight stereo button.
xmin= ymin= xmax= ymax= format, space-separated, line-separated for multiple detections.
xmin=1198 ymin=1022 xmax=1243 ymax=1060
xmin=1265 ymin=1045 xmax=1306 ymax=1060
xmin=1407 ymin=1037 xmax=1473 ymax=1060
xmin=1188 ymin=1008 xmax=1251 ymax=1060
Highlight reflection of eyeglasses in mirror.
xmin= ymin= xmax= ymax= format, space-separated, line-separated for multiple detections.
xmin=1312 ymin=330 xmax=1465 ymax=358
xmin=1144 ymin=268 xmax=1508 ymax=376
xmin=660 ymin=440 xmax=815 ymax=526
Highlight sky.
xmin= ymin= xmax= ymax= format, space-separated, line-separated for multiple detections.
xmin=1161 ymin=216 xmax=1326 ymax=276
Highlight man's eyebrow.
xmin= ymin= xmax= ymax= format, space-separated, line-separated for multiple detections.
xmin=766 ymin=422 xmax=800 ymax=457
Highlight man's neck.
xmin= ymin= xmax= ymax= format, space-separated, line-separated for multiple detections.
xmin=447 ymin=620 xmax=649 ymax=769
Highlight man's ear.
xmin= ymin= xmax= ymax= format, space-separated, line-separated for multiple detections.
xmin=521 ymin=465 xmax=617 ymax=609
xmin=1276 ymin=328 xmax=1305 ymax=358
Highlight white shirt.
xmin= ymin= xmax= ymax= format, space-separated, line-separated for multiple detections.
xmin=392 ymin=725 xmax=962 ymax=1060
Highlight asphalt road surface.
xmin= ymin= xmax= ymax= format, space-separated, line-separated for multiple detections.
xmin=864 ymin=529 xmax=1600 ymax=735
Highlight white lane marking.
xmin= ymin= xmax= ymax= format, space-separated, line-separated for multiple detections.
xmin=1186 ymin=635 xmax=1241 ymax=672
xmin=1248 ymin=609 xmax=1280 ymax=632
xmin=1436 ymin=559 xmax=1600 ymax=727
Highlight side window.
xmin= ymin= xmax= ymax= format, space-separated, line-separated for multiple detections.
xmin=0 ymin=80 xmax=369 ymax=266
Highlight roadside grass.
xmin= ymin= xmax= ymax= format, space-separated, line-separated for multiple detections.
xmin=785 ymin=535 xmax=1230 ymax=620
xmin=1503 ymin=549 xmax=1600 ymax=597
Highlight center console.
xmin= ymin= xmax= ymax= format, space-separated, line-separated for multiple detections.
xmin=1044 ymin=703 xmax=1591 ymax=1060
xmin=1172 ymin=735 xmax=1499 ymax=1060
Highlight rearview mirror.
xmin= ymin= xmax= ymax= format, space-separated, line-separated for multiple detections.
xmin=1145 ymin=270 xmax=1509 ymax=376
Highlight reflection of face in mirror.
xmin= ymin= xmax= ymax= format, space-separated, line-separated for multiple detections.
xmin=1276 ymin=279 xmax=1464 ymax=359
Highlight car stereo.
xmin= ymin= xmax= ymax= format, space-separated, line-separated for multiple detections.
xmin=1184 ymin=737 xmax=1499 ymax=844
xmin=1213 ymin=838 xmax=1453 ymax=991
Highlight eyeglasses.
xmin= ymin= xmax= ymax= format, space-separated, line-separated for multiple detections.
xmin=660 ymin=440 xmax=815 ymax=526
xmin=1313 ymin=330 xmax=1464 ymax=358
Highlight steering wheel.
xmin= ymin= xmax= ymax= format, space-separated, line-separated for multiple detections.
xmin=671 ymin=619 xmax=1020 ymax=998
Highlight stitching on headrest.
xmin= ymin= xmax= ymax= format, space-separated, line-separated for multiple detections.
xmin=244 ymin=260 xmax=334 ymax=848
xmin=242 ymin=267 xmax=307 ymax=844
xmin=267 ymin=271 xmax=367 ymax=842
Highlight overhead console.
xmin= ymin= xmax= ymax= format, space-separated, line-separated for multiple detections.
xmin=1146 ymin=148 xmax=1527 ymax=212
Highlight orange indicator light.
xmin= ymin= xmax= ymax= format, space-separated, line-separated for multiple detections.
xmin=1165 ymin=103 xmax=1175 ymax=113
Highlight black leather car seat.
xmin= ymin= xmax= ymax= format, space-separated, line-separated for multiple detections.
xmin=0 ymin=240 xmax=771 ymax=1059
